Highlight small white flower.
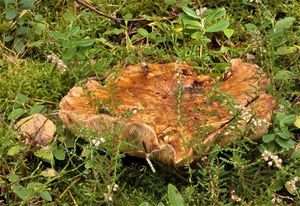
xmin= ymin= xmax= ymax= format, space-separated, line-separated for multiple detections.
xmin=223 ymin=131 xmax=230 ymax=136
xmin=201 ymin=156 xmax=207 ymax=162
xmin=271 ymin=197 xmax=276 ymax=204
xmin=113 ymin=184 xmax=119 ymax=191
xmin=91 ymin=139 xmax=101 ymax=147
xmin=46 ymin=55 xmax=52 ymax=60
xmin=174 ymin=64 xmax=179 ymax=71
xmin=253 ymin=120 xmax=258 ymax=126
xmin=100 ymin=137 xmax=106 ymax=143
xmin=108 ymin=195 xmax=113 ymax=202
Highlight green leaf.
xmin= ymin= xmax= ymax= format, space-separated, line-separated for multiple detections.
xmin=276 ymin=46 xmax=297 ymax=55
xmin=274 ymin=17 xmax=295 ymax=33
xmin=7 ymin=145 xmax=24 ymax=156
xmin=34 ymin=23 xmax=46 ymax=35
xmin=182 ymin=6 xmax=200 ymax=19
xmin=15 ymin=94 xmax=29 ymax=104
xmin=53 ymin=147 xmax=65 ymax=160
xmin=34 ymin=14 xmax=43 ymax=21
xmin=20 ymin=0 xmax=35 ymax=10
xmin=4 ymin=35 xmax=13 ymax=42
xmin=205 ymin=20 xmax=229 ymax=33
xmin=30 ymin=105 xmax=46 ymax=115
xmin=123 ymin=13 xmax=133 ymax=21
xmin=34 ymin=147 xmax=54 ymax=166
xmin=30 ymin=40 xmax=43 ymax=47
xmin=276 ymin=138 xmax=296 ymax=149
xmin=8 ymin=108 xmax=26 ymax=121
xmin=294 ymin=116 xmax=300 ymax=128
xmin=224 ymin=29 xmax=234 ymax=39
xmin=203 ymin=8 xmax=226 ymax=23
xmin=244 ymin=23 xmax=259 ymax=33
xmin=40 ymin=190 xmax=52 ymax=201
xmin=68 ymin=26 xmax=80 ymax=37
xmin=168 ymin=184 xmax=185 ymax=206
xmin=164 ymin=0 xmax=176 ymax=5
xmin=191 ymin=32 xmax=211 ymax=43
xmin=7 ymin=174 xmax=20 ymax=182
xmin=13 ymin=186 xmax=33 ymax=201
xmin=191 ymin=31 xmax=203 ymax=40
xmin=63 ymin=11 xmax=76 ymax=22
xmin=62 ymin=48 xmax=75 ymax=60
xmin=220 ymin=46 xmax=229 ymax=53
xmin=262 ymin=134 xmax=275 ymax=143
xmin=62 ymin=39 xmax=73 ymax=48
xmin=16 ymin=26 xmax=29 ymax=36
xmin=137 ymin=28 xmax=149 ymax=37
xmin=81 ymin=148 xmax=91 ymax=157
xmin=276 ymin=132 xmax=290 ymax=140
xmin=275 ymin=70 xmax=293 ymax=80
xmin=27 ymin=182 xmax=43 ymax=189
xmin=270 ymin=179 xmax=284 ymax=192
xmin=4 ymin=8 xmax=18 ymax=20
xmin=291 ymin=150 xmax=300 ymax=159
xmin=49 ymin=31 xmax=66 ymax=40
xmin=74 ymin=38 xmax=95 ymax=47
xmin=14 ymin=39 xmax=25 ymax=53
xmin=281 ymin=114 xmax=296 ymax=125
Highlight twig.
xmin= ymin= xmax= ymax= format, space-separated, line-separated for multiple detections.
xmin=74 ymin=0 xmax=150 ymax=24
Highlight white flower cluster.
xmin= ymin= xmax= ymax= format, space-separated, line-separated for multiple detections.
xmin=107 ymin=183 xmax=119 ymax=192
xmin=174 ymin=64 xmax=184 ymax=85
xmin=104 ymin=183 xmax=119 ymax=202
xmin=196 ymin=7 xmax=207 ymax=16
xmin=261 ymin=150 xmax=283 ymax=168
xmin=252 ymin=117 xmax=268 ymax=127
xmin=271 ymin=196 xmax=282 ymax=205
xmin=91 ymin=137 xmax=105 ymax=147
xmin=234 ymin=105 xmax=252 ymax=121
xmin=46 ymin=53 xmax=67 ymax=72
xmin=286 ymin=176 xmax=299 ymax=194
xmin=230 ymin=190 xmax=242 ymax=202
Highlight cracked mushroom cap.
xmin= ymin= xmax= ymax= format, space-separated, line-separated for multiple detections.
xmin=59 ymin=59 xmax=276 ymax=166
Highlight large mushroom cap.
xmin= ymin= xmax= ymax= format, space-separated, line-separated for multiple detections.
xmin=59 ymin=59 xmax=276 ymax=166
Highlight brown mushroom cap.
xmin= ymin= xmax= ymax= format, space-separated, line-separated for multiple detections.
xmin=59 ymin=59 xmax=276 ymax=166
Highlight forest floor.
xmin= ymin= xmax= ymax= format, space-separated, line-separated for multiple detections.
xmin=0 ymin=0 xmax=300 ymax=205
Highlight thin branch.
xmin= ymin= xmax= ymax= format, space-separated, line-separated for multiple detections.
xmin=74 ymin=0 xmax=150 ymax=24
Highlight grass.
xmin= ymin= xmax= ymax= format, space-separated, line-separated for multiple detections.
xmin=0 ymin=0 xmax=300 ymax=205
